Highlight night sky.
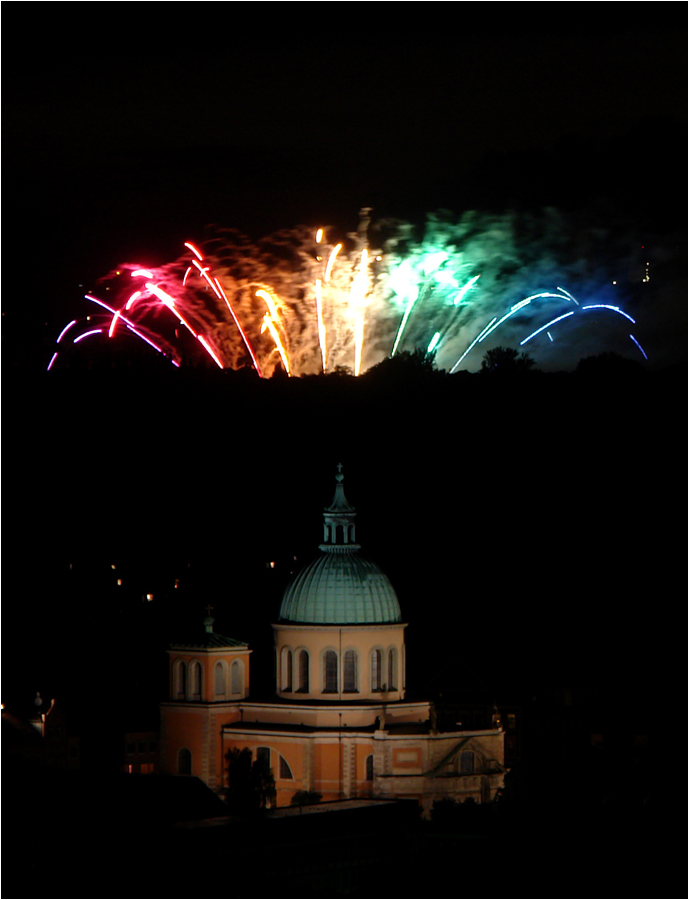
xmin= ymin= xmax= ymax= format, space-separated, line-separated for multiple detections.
xmin=4 ymin=2 xmax=686 ymax=755
xmin=3 ymin=8 xmax=687 ymax=898
xmin=5 ymin=6 xmax=686 ymax=360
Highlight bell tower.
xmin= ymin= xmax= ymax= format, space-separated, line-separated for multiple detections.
xmin=160 ymin=617 xmax=251 ymax=789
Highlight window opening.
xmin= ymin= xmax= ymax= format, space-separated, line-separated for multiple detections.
xmin=279 ymin=755 xmax=293 ymax=779
xmin=231 ymin=660 xmax=241 ymax=694
xmin=371 ymin=649 xmax=382 ymax=691
xmin=298 ymin=650 xmax=309 ymax=692
xmin=324 ymin=650 xmax=338 ymax=693
xmin=344 ymin=650 xmax=358 ymax=692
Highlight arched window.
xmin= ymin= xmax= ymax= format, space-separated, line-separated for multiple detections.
xmin=214 ymin=661 xmax=226 ymax=698
xmin=323 ymin=650 xmax=338 ymax=693
xmin=365 ymin=754 xmax=374 ymax=781
xmin=298 ymin=650 xmax=309 ymax=692
xmin=279 ymin=755 xmax=293 ymax=779
xmin=371 ymin=649 xmax=382 ymax=691
xmin=231 ymin=659 xmax=242 ymax=695
xmin=174 ymin=660 xmax=186 ymax=700
xmin=190 ymin=661 xmax=202 ymax=700
xmin=178 ymin=748 xmax=192 ymax=775
xmin=282 ymin=648 xmax=293 ymax=692
xmin=343 ymin=650 xmax=358 ymax=693
xmin=387 ymin=648 xmax=397 ymax=691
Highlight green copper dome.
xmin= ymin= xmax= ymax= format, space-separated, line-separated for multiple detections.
xmin=278 ymin=467 xmax=402 ymax=625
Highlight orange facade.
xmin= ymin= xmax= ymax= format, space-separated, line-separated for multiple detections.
xmin=158 ymin=473 xmax=507 ymax=813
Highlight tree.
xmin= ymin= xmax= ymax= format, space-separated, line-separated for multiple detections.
xmin=290 ymin=789 xmax=323 ymax=807
xmin=575 ymin=351 xmax=646 ymax=379
xmin=363 ymin=347 xmax=439 ymax=381
xmin=225 ymin=747 xmax=276 ymax=814
xmin=480 ymin=346 xmax=535 ymax=374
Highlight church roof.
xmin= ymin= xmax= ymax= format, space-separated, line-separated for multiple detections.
xmin=278 ymin=467 xmax=402 ymax=626
xmin=169 ymin=617 xmax=248 ymax=651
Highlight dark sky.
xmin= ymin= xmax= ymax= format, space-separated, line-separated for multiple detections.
xmin=3 ymin=5 xmax=686 ymax=739
xmin=6 ymin=6 xmax=686 ymax=310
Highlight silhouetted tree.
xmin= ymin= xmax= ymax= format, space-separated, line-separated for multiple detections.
xmin=363 ymin=347 xmax=439 ymax=381
xmin=480 ymin=346 xmax=535 ymax=374
xmin=225 ymin=747 xmax=276 ymax=814
xmin=575 ymin=351 xmax=646 ymax=379
xmin=290 ymin=789 xmax=323 ymax=806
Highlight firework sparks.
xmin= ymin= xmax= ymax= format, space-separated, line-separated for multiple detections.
xmin=50 ymin=210 xmax=649 ymax=374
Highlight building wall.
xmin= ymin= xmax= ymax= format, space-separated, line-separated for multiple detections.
xmin=160 ymin=629 xmax=505 ymax=813
xmin=373 ymin=729 xmax=507 ymax=816
xmin=160 ymin=703 xmax=243 ymax=790
xmin=273 ymin=623 xmax=407 ymax=702
xmin=220 ymin=728 xmax=380 ymax=806
xmin=236 ymin=699 xmax=431 ymax=729
xmin=219 ymin=725 xmax=506 ymax=813
xmin=220 ymin=731 xmax=310 ymax=806
xmin=167 ymin=648 xmax=251 ymax=703
xmin=165 ymin=701 xmax=506 ymax=813
xmin=123 ymin=731 xmax=158 ymax=774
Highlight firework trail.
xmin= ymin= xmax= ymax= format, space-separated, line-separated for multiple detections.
xmin=49 ymin=209 xmax=648 ymax=374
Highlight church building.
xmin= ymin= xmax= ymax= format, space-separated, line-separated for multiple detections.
xmin=159 ymin=468 xmax=507 ymax=815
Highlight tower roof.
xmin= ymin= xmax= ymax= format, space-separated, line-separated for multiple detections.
xmin=169 ymin=617 xmax=248 ymax=651
xmin=277 ymin=467 xmax=402 ymax=625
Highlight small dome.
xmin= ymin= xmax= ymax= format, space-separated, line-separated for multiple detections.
xmin=277 ymin=466 xmax=402 ymax=625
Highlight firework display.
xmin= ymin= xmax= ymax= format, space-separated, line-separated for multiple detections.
xmin=48 ymin=209 xmax=648 ymax=374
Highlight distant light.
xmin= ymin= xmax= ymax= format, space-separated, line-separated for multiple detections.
xmin=315 ymin=229 xmax=323 ymax=243
xmin=146 ymin=594 xmax=154 ymax=602
xmin=117 ymin=579 xmax=123 ymax=586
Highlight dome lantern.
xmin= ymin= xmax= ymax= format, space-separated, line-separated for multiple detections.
xmin=278 ymin=466 xmax=402 ymax=625
xmin=320 ymin=463 xmax=360 ymax=551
